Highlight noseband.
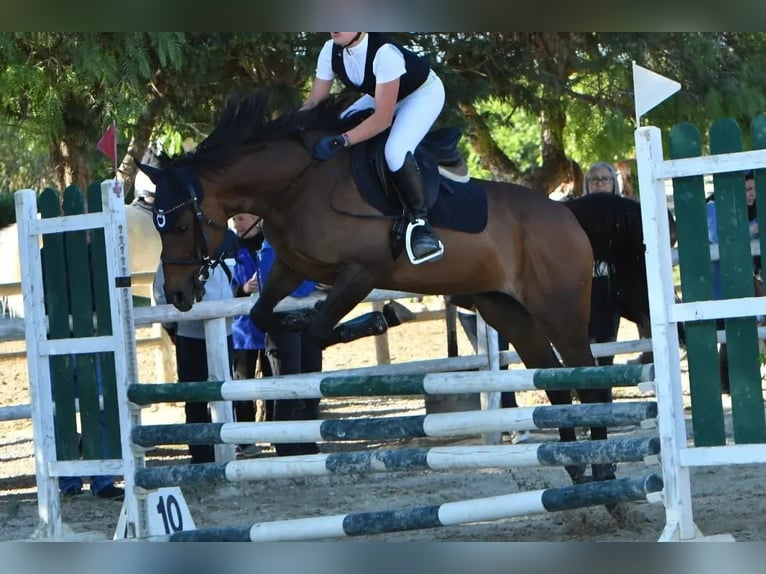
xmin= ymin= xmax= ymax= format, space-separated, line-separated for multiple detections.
xmin=153 ymin=182 xmax=229 ymax=285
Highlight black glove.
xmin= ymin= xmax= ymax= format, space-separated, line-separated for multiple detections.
xmin=313 ymin=134 xmax=346 ymax=161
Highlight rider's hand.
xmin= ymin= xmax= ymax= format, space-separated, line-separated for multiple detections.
xmin=313 ymin=134 xmax=346 ymax=162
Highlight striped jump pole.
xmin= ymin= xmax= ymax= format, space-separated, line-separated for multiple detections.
xmin=155 ymin=473 xmax=663 ymax=541
xmin=132 ymin=401 xmax=657 ymax=447
xmin=135 ymin=436 xmax=660 ymax=489
xmin=127 ymin=363 xmax=655 ymax=406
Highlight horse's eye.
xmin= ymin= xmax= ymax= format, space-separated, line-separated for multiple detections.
xmin=175 ymin=225 xmax=188 ymax=234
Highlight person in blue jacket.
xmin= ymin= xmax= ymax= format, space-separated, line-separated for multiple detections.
xmin=256 ymin=238 xmax=322 ymax=456
xmin=230 ymin=214 xmax=273 ymax=431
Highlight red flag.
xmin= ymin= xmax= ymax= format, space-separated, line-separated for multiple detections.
xmin=97 ymin=121 xmax=117 ymax=165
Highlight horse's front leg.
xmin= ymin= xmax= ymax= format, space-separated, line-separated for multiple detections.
xmin=249 ymin=258 xmax=304 ymax=334
xmin=307 ymin=263 xmax=381 ymax=350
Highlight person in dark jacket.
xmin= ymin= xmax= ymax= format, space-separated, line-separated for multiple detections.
xmin=583 ymin=161 xmax=622 ymax=368
xmin=153 ymin=261 xmax=234 ymax=464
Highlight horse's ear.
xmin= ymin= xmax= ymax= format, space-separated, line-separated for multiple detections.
xmin=134 ymin=158 xmax=164 ymax=185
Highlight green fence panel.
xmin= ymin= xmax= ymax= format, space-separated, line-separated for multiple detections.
xmin=61 ymin=185 xmax=104 ymax=460
xmin=39 ymin=189 xmax=79 ymax=461
xmin=669 ymin=122 xmax=726 ymax=446
xmin=87 ymin=183 xmax=121 ymax=458
xmin=709 ymin=119 xmax=765 ymax=444
xmin=751 ymin=113 xmax=766 ymax=276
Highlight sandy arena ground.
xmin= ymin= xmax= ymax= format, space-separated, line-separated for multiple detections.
xmin=1 ymin=303 xmax=764 ymax=542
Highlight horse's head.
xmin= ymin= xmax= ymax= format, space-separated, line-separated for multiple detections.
xmin=134 ymin=90 xmax=353 ymax=311
xmin=136 ymin=159 xmax=231 ymax=311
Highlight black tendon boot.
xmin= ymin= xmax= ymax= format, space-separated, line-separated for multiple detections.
xmin=391 ymin=153 xmax=444 ymax=264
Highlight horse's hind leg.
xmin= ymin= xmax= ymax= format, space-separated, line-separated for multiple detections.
xmin=473 ymin=292 xmax=561 ymax=369
xmin=526 ymin=292 xmax=617 ymax=482
xmin=476 ymin=293 xmax=611 ymax=483
xmin=473 ymin=293 xmax=588 ymax=483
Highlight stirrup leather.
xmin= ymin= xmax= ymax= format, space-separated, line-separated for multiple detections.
xmin=405 ymin=218 xmax=444 ymax=265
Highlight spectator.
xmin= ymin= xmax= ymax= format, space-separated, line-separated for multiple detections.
xmin=256 ymin=239 xmax=323 ymax=456
xmin=583 ymin=161 xmax=622 ymax=368
xmin=152 ymin=256 xmax=235 ymax=464
xmin=229 ymin=214 xmax=273 ymax=453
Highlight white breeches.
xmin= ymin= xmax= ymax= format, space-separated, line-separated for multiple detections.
xmin=340 ymin=71 xmax=446 ymax=171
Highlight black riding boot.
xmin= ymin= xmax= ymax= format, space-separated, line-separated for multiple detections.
xmin=391 ymin=153 xmax=444 ymax=263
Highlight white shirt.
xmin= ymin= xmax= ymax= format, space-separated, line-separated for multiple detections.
xmin=153 ymin=263 xmax=233 ymax=339
xmin=315 ymin=35 xmax=407 ymax=87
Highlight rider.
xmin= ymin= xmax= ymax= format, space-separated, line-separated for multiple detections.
xmin=301 ymin=32 xmax=445 ymax=264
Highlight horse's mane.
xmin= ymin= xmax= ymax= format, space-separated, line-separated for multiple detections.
xmin=169 ymin=89 xmax=350 ymax=175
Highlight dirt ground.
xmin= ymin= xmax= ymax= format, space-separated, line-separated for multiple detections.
xmin=1 ymin=302 xmax=765 ymax=542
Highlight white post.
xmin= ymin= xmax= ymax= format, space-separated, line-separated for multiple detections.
xmin=205 ymin=317 xmax=236 ymax=462
xmin=635 ymin=127 xmax=696 ymax=540
xmin=372 ymin=301 xmax=391 ymax=366
xmin=102 ymin=180 xmax=145 ymax=538
xmin=15 ymin=189 xmax=62 ymax=538
xmin=476 ymin=312 xmax=501 ymax=445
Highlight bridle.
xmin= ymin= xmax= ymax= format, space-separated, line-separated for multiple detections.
xmin=153 ymin=181 xmax=230 ymax=286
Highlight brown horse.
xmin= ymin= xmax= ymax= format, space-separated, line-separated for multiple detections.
xmin=137 ymin=90 xmax=613 ymax=483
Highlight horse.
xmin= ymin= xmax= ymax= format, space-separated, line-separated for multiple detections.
xmin=449 ymin=193 xmax=673 ymax=358
xmin=137 ymin=89 xmax=613 ymax=484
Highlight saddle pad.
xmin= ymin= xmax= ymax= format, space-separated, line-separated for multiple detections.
xmin=349 ymin=147 xmax=488 ymax=234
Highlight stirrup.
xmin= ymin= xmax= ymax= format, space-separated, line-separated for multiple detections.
xmin=405 ymin=218 xmax=444 ymax=265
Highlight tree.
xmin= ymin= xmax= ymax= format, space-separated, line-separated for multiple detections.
xmin=0 ymin=32 xmax=324 ymax=196
xmin=2 ymin=32 xmax=766 ymax=207
xmin=419 ymin=32 xmax=766 ymax=194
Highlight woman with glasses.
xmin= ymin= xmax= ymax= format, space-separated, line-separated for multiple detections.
xmin=584 ymin=162 xmax=621 ymax=196
xmin=583 ymin=162 xmax=622 ymax=372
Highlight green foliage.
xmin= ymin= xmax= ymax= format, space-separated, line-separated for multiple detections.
xmin=464 ymin=98 xmax=540 ymax=179
xmin=0 ymin=191 xmax=15 ymax=226
xmin=2 ymin=32 xmax=766 ymax=195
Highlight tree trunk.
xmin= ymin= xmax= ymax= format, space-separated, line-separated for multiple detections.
xmin=527 ymin=106 xmax=579 ymax=196
xmin=50 ymin=136 xmax=93 ymax=192
xmin=458 ymin=101 xmax=519 ymax=183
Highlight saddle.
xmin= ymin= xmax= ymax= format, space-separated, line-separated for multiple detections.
xmin=337 ymin=111 xmax=489 ymax=257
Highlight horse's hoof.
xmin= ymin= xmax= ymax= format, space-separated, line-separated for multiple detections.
xmin=280 ymin=311 xmax=313 ymax=331
xmin=565 ymin=464 xmax=591 ymax=485
xmin=592 ymin=463 xmax=617 ymax=482
xmin=382 ymin=300 xmax=416 ymax=326
xmin=335 ymin=311 xmax=388 ymax=343
xmin=307 ymin=328 xmax=341 ymax=350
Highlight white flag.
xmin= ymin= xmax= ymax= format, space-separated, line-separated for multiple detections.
xmin=633 ymin=62 xmax=681 ymax=122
